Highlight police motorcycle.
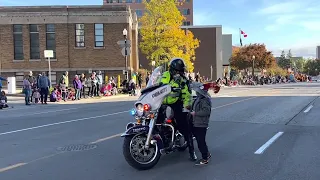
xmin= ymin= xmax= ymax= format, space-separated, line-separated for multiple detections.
xmin=121 ymin=66 xmax=189 ymax=170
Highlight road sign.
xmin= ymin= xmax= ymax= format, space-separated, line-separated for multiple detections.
xmin=117 ymin=40 xmax=131 ymax=48
xmin=44 ymin=50 xmax=54 ymax=58
xmin=120 ymin=44 xmax=131 ymax=48
xmin=117 ymin=40 xmax=131 ymax=45
xmin=121 ymin=47 xmax=131 ymax=57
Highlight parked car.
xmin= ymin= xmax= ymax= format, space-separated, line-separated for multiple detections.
xmin=311 ymin=77 xmax=318 ymax=82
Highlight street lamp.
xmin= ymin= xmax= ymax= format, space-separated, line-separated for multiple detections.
xmin=151 ymin=61 xmax=155 ymax=72
xmin=252 ymin=55 xmax=255 ymax=76
xmin=123 ymin=28 xmax=128 ymax=80
xmin=210 ymin=65 xmax=213 ymax=80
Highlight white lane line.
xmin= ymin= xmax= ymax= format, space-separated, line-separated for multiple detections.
xmin=0 ymin=163 xmax=27 ymax=173
xmin=0 ymin=110 xmax=129 ymax=136
xmin=254 ymin=132 xmax=284 ymax=155
xmin=89 ymin=133 xmax=122 ymax=144
xmin=304 ymin=105 xmax=313 ymax=113
xmin=211 ymin=97 xmax=257 ymax=110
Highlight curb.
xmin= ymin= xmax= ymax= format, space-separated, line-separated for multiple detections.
xmin=94 ymin=94 xmax=134 ymax=100
xmin=7 ymin=93 xmax=133 ymax=98
xmin=55 ymin=94 xmax=136 ymax=104
xmin=6 ymin=93 xmax=24 ymax=97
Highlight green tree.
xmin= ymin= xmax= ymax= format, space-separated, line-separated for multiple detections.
xmin=277 ymin=50 xmax=290 ymax=69
xmin=286 ymin=49 xmax=292 ymax=59
xmin=286 ymin=49 xmax=293 ymax=68
xmin=295 ymin=58 xmax=306 ymax=72
xmin=304 ymin=59 xmax=320 ymax=75
xmin=268 ymin=64 xmax=287 ymax=76
xmin=139 ymin=0 xmax=200 ymax=72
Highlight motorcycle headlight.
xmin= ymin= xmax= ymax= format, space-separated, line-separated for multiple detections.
xmin=135 ymin=103 xmax=144 ymax=116
xmin=136 ymin=103 xmax=143 ymax=111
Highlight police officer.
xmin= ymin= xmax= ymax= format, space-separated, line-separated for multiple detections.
xmin=160 ymin=57 xmax=197 ymax=161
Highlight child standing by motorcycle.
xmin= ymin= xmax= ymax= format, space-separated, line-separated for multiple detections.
xmin=190 ymin=82 xmax=220 ymax=165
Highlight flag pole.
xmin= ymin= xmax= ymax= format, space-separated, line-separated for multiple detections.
xmin=239 ymin=28 xmax=242 ymax=47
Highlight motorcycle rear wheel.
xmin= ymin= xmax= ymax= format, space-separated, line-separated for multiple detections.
xmin=123 ymin=134 xmax=161 ymax=170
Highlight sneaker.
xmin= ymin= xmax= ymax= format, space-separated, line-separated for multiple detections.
xmin=195 ymin=153 xmax=211 ymax=166
xmin=195 ymin=159 xmax=209 ymax=166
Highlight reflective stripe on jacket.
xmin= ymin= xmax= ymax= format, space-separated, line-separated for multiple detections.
xmin=160 ymin=71 xmax=191 ymax=108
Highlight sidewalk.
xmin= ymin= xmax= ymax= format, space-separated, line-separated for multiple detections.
xmin=5 ymin=93 xmax=137 ymax=105
xmin=2 ymin=89 xmax=24 ymax=97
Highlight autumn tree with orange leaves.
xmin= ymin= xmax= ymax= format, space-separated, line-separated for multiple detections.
xmin=230 ymin=44 xmax=275 ymax=75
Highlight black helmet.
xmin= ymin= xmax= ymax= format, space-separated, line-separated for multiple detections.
xmin=169 ymin=58 xmax=186 ymax=75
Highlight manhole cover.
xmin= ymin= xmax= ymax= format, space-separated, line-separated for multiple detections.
xmin=57 ymin=144 xmax=97 ymax=152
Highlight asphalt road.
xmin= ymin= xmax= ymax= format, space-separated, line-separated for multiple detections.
xmin=1 ymin=82 xmax=320 ymax=180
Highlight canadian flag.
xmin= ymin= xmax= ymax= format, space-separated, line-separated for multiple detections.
xmin=241 ymin=30 xmax=247 ymax=37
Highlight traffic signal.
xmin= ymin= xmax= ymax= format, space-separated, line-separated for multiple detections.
xmin=124 ymin=71 xmax=128 ymax=80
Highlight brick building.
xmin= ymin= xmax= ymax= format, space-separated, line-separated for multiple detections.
xmin=139 ymin=25 xmax=224 ymax=80
xmin=103 ymin=0 xmax=193 ymax=26
xmin=0 ymin=5 xmax=139 ymax=86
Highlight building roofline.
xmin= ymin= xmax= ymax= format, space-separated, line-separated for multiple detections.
xmin=0 ymin=5 xmax=127 ymax=9
xmin=0 ymin=5 xmax=128 ymax=12
xmin=181 ymin=25 xmax=222 ymax=28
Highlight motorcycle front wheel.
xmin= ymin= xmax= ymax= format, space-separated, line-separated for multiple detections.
xmin=123 ymin=134 xmax=161 ymax=170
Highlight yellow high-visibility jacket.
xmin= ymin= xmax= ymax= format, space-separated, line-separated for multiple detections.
xmin=159 ymin=71 xmax=191 ymax=108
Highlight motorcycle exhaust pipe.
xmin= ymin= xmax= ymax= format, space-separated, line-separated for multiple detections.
xmin=126 ymin=122 xmax=135 ymax=130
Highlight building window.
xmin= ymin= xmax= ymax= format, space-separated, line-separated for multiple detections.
xmin=135 ymin=9 xmax=143 ymax=17
xmin=126 ymin=0 xmax=132 ymax=3
xmin=46 ymin=24 xmax=56 ymax=59
xmin=75 ymin=24 xmax=85 ymax=47
xmin=136 ymin=0 xmax=142 ymax=3
xmin=29 ymin=24 xmax=40 ymax=59
xmin=185 ymin=0 xmax=190 ymax=2
xmin=105 ymin=0 xmax=113 ymax=3
xmin=117 ymin=0 xmax=122 ymax=2
xmin=94 ymin=24 xmax=104 ymax=47
xmin=13 ymin=24 xmax=23 ymax=60
xmin=183 ymin=21 xmax=191 ymax=26
xmin=183 ymin=9 xmax=190 ymax=15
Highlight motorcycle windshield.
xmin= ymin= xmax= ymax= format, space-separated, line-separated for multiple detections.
xmin=146 ymin=66 xmax=164 ymax=88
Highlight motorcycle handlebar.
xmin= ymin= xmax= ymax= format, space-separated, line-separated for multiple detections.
xmin=172 ymin=87 xmax=181 ymax=92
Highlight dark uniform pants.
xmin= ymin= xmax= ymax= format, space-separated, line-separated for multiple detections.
xmin=169 ymin=102 xmax=194 ymax=153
